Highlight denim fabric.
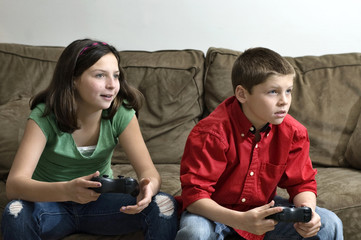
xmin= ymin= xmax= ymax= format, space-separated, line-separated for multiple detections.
xmin=175 ymin=196 xmax=343 ymax=240
xmin=1 ymin=192 xmax=178 ymax=240
xmin=176 ymin=211 xmax=241 ymax=240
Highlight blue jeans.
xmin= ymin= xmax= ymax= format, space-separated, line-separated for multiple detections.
xmin=175 ymin=196 xmax=343 ymax=240
xmin=1 ymin=192 xmax=178 ymax=240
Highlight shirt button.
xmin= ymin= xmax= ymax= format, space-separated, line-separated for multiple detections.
xmin=255 ymin=144 xmax=258 ymax=148
xmin=250 ymin=126 xmax=254 ymax=131
xmin=250 ymin=171 xmax=254 ymax=176
xmin=241 ymin=133 xmax=245 ymax=137
xmin=267 ymin=133 xmax=270 ymax=137
xmin=242 ymin=198 xmax=246 ymax=203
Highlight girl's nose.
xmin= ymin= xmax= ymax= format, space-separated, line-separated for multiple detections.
xmin=106 ymin=77 xmax=117 ymax=89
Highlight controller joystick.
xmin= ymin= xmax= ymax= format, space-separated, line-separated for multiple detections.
xmin=89 ymin=175 xmax=139 ymax=197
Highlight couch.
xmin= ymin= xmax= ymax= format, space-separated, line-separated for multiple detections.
xmin=1 ymin=43 xmax=361 ymax=240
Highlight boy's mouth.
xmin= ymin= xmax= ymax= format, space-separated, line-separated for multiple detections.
xmin=275 ymin=110 xmax=287 ymax=118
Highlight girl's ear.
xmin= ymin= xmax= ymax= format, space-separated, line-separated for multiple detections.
xmin=73 ymin=77 xmax=78 ymax=90
xmin=235 ymin=85 xmax=248 ymax=103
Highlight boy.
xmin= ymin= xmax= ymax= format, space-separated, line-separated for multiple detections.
xmin=175 ymin=48 xmax=343 ymax=240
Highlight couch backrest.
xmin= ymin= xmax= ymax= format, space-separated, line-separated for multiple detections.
xmin=0 ymin=44 xmax=62 ymax=179
xmin=113 ymin=50 xmax=205 ymax=165
xmin=204 ymin=47 xmax=361 ymax=168
xmin=1 ymin=43 xmax=361 ymax=181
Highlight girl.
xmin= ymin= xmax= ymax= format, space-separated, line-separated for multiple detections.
xmin=1 ymin=39 xmax=178 ymax=239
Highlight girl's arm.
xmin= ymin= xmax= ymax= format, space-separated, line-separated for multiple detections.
xmin=6 ymin=119 xmax=101 ymax=203
xmin=118 ymin=115 xmax=161 ymax=213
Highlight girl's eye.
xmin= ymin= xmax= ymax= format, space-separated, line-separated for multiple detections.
xmin=286 ymin=88 xmax=293 ymax=94
xmin=114 ymin=74 xmax=120 ymax=79
xmin=268 ymin=90 xmax=277 ymax=94
xmin=95 ymin=73 xmax=105 ymax=78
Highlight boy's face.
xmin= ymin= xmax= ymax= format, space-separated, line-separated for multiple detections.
xmin=235 ymin=74 xmax=294 ymax=130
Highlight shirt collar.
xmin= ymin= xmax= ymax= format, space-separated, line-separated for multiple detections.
xmin=228 ymin=96 xmax=271 ymax=135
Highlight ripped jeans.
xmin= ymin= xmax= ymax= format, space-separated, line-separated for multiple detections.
xmin=1 ymin=192 xmax=178 ymax=240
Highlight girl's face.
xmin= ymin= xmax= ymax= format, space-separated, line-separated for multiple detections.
xmin=74 ymin=53 xmax=120 ymax=112
xmin=236 ymin=74 xmax=294 ymax=130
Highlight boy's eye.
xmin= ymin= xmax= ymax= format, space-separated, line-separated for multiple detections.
xmin=114 ymin=74 xmax=120 ymax=79
xmin=268 ymin=90 xmax=277 ymax=94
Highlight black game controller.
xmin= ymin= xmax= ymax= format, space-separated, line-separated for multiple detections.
xmin=89 ymin=175 xmax=140 ymax=197
xmin=266 ymin=206 xmax=312 ymax=222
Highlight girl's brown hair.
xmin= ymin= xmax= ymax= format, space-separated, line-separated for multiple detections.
xmin=31 ymin=39 xmax=143 ymax=133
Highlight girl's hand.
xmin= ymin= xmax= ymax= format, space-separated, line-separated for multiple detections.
xmin=66 ymin=171 xmax=101 ymax=204
xmin=294 ymin=207 xmax=321 ymax=238
xmin=120 ymin=177 xmax=153 ymax=214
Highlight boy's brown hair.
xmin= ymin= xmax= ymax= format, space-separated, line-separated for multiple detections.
xmin=231 ymin=47 xmax=295 ymax=93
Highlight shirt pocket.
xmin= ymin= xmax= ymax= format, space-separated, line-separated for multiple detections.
xmin=258 ymin=162 xmax=287 ymax=201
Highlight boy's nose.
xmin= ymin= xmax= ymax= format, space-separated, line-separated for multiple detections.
xmin=279 ymin=94 xmax=289 ymax=105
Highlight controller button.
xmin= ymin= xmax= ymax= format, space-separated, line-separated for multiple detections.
xmin=102 ymin=175 xmax=109 ymax=178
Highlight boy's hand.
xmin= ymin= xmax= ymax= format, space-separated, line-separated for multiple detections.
xmin=294 ymin=207 xmax=321 ymax=238
xmin=120 ymin=177 xmax=153 ymax=214
xmin=238 ymin=201 xmax=283 ymax=235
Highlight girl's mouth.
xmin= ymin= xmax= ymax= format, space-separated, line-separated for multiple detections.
xmin=101 ymin=94 xmax=113 ymax=101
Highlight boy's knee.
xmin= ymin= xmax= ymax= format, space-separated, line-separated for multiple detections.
xmin=154 ymin=193 xmax=176 ymax=217
xmin=177 ymin=221 xmax=213 ymax=240
xmin=318 ymin=207 xmax=343 ymax=234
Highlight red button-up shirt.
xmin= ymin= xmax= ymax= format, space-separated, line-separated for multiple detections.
xmin=180 ymin=96 xmax=317 ymax=240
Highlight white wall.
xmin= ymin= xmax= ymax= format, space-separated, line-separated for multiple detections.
xmin=1 ymin=0 xmax=360 ymax=57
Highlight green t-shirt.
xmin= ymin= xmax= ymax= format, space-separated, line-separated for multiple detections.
xmin=30 ymin=103 xmax=135 ymax=182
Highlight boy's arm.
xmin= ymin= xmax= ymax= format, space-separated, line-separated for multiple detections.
xmin=293 ymin=191 xmax=321 ymax=238
xmin=187 ymin=198 xmax=283 ymax=236
xmin=293 ymin=191 xmax=316 ymax=210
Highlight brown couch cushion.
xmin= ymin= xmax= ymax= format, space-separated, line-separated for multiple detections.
xmin=204 ymin=47 xmax=240 ymax=115
xmin=112 ymin=50 xmax=205 ymax=165
xmin=289 ymin=53 xmax=361 ymax=167
xmin=0 ymin=99 xmax=31 ymax=180
xmin=204 ymin=47 xmax=361 ymax=167
xmin=345 ymin=111 xmax=361 ymax=169
xmin=0 ymin=43 xmax=62 ymax=105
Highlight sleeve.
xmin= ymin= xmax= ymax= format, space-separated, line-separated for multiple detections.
xmin=112 ymin=104 xmax=136 ymax=137
xmin=29 ymin=104 xmax=57 ymax=140
xmin=180 ymin=128 xmax=228 ymax=210
xmin=278 ymin=127 xmax=317 ymax=200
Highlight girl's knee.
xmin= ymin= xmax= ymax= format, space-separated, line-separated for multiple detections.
xmin=153 ymin=192 xmax=177 ymax=218
xmin=2 ymin=200 xmax=29 ymax=234
xmin=4 ymin=200 xmax=25 ymax=219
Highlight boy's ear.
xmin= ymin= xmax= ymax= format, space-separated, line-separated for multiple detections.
xmin=235 ymin=85 xmax=247 ymax=103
